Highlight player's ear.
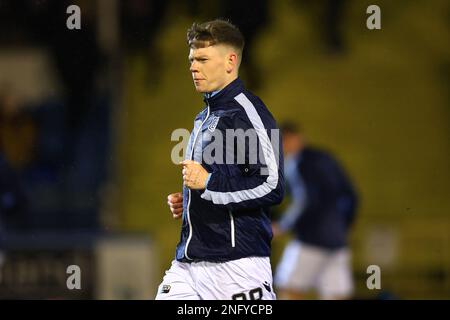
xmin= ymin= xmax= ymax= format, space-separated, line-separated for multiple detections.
xmin=226 ymin=52 xmax=237 ymax=73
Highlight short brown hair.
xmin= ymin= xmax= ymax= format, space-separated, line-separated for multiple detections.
xmin=187 ymin=19 xmax=244 ymax=54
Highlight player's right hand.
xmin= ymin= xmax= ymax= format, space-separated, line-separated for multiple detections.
xmin=167 ymin=192 xmax=183 ymax=219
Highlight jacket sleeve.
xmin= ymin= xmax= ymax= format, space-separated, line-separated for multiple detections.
xmin=278 ymin=160 xmax=307 ymax=232
xmin=200 ymin=108 xmax=284 ymax=211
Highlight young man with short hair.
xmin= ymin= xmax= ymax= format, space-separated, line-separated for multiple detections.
xmin=273 ymin=122 xmax=358 ymax=300
xmin=155 ymin=19 xmax=284 ymax=300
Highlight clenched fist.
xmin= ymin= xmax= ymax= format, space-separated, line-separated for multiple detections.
xmin=181 ymin=160 xmax=209 ymax=190
xmin=167 ymin=192 xmax=183 ymax=219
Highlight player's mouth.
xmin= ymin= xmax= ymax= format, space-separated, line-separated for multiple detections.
xmin=193 ymin=79 xmax=205 ymax=86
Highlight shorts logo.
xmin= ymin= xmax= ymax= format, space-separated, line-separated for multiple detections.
xmin=161 ymin=284 xmax=171 ymax=294
xmin=208 ymin=116 xmax=220 ymax=132
xmin=263 ymin=281 xmax=271 ymax=292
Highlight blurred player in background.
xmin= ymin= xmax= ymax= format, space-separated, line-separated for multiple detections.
xmin=156 ymin=19 xmax=284 ymax=300
xmin=273 ymin=122 xmax=358 ymax=300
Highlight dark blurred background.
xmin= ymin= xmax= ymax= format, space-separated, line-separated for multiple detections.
xmin=0 ymin=0 xmax=448 ymax=299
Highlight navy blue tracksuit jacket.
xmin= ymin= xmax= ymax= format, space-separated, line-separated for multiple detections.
xmin=280 ymin=147 xmax=358 ymax=249
xmin=176 ymin=78 xmax=285 ymax=262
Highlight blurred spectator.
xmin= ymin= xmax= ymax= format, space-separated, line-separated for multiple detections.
xmin=45 ymin=1 xmax=101 ymax=154
xmin=0 ymin=85 xmax=37 ymax=171
xmin=0 ymin=86 xmax=32 ymax=230
xmin=273 ymin=122 xmax=358 ymax=299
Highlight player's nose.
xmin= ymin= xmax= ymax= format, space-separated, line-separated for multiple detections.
xmin=190 ymin=61 xmax=199 ymax=72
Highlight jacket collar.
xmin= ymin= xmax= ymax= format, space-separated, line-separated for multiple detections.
xmin=203 ymin=77 xmax=245 ymax=110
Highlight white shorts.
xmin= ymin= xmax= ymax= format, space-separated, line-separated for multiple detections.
xmin=155 ymin=257 xmax=276 ymax=300
xmin=274 ymin=240 xmax=353 ymax=299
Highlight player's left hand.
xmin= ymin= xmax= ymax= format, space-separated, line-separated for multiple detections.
xmin=181 ymin=160 xmax=209 ymax=190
